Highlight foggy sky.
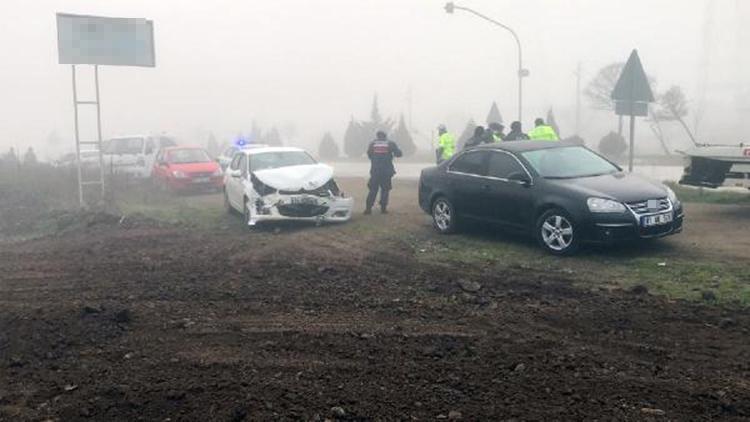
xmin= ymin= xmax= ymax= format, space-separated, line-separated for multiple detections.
xmin=1 ymin=0 xmax=747 ymax=159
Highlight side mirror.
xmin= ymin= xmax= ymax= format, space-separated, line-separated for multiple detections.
xmin=228 ymin=169 xmax=241 ymax=178
xmin=508 ymin=172 xmax=531 ymax=186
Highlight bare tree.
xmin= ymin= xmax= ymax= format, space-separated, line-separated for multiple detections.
xmin=585 ymin=63 xmax=625 ymax=136
xmin=652 ymin=85 xmax=698 ymax=147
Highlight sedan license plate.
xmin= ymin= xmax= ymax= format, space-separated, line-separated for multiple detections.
xmin=642 ymin=212 xmax=673 ymax=227
xmin=192 ymin=177 xmax=210 ymax=183
xmin=291 ymin=196 xmax=318 ymax=205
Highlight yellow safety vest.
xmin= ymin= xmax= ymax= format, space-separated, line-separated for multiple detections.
xmin=438 ymin=133 xmax=456 ymax=160
xmin=528 ymin=125 xmax=559 ymax=141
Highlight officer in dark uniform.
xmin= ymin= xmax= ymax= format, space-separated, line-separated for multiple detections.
xmin=365 ymin=130 xmax=403 ymax=214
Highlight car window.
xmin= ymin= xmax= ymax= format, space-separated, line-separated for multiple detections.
xmin=104 ymin=137 xmax=143 ymax=154
xmin=166 ymin=149 xmax=211 ymax=164
xmin=223 ymin=147 xmax=237 ymax=157
xmin=487 ymin=152 xmax=525 ymax=179
xmin=230 ymin=153 xmax=242 ymax=170
xmin=522 ymin=146 xmax=619 ymax=179
xmin=449 ymin=151 xmax=486 ymax=176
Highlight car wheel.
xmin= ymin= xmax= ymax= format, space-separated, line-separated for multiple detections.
xmin=536 ymin=208 xmax=579 ymax=255
xmin=432 ymin=196 xmax=458 ymax=234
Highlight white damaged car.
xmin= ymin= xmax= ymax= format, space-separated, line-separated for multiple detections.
xmin=223 ymin=147 xmax=353 ymax=226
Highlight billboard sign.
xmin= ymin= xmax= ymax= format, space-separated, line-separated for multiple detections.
xmin=56 ymin=13 xmax=155 ymax=67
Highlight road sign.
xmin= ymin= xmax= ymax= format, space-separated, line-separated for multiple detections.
xmin=57 ymin=13 xmax=155 ymax=67
xmin=612 ymin=49 xmax=654 ymax=106
xmin=611 ymin=49 xmax=654 ymax=173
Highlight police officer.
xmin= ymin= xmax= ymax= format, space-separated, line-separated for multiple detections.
xmin=365 ymin=130 xmax=403 ymax=215
xmin=463 ymin=126 xmax=486 ymax=149
xmin=504 ymin=121 xmax=530 ymax=141
xmin=528 ymin=118 xmax=559 ymax=141
xmin=436 ymin=124 xmax=456 ymax=164
xmin=488 ymin=122 xmax=505 ymax=142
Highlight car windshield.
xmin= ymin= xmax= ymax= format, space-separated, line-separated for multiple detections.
xmin=249 ymin=151 xmax=316 ymax=171
xmin=104 ymin=137 xmax=143 ymax=155
xmin=522 ymin=146 xmax=619 ymax=179
xmin=166 ymin=149 xmax=211 ymax=164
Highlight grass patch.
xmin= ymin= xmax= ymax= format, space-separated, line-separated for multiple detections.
xmin=668 ymin=182 xmax=750 ymax=205
xmin=414 ymin=232 xmax=750 ymax=307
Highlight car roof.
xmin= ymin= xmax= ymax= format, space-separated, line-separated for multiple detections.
xmin=473 ymin=140 xmax=580 ymax=154
xmin=236 ymin=146 xmax=306 ymax=156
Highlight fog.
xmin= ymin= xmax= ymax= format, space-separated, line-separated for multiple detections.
xmin=1 ymin=0 xmax=748 ymax=160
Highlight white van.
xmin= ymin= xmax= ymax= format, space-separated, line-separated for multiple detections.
xmin=103 ymin=135 xmax=177 ymax=178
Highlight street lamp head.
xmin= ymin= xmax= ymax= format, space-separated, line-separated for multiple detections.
xmin=444 ymin=2 xmax=455 ymax=14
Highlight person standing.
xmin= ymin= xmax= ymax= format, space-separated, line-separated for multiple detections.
xmin=365 ymin=130 xmax=403 ymax=215
xmin=528 ymin=118 xmax=559 ymax=141
xmin=436 ymin=124 xmax=456 ymax=164
xmin=463 ymin=126 xmax=486 ymax=149
xmin=488 ymin=122 xmax=505 ymax=142
xmin=504 ymin=121 xmax=530 ymax=141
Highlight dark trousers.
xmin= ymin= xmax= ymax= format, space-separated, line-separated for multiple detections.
xmin=366 ymin=173 xmax=393 ymax=210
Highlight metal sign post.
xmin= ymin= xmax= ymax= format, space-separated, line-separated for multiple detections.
xmin=611 ymin=49 xmax=655 ymax=173
xmin=56 ymin=13 xmax=155 ymax=207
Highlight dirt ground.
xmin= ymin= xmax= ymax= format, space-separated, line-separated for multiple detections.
xmin=1 ymin=178 xmax=750 ymax=421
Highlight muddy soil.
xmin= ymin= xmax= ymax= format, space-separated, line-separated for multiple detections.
xmin=1 ymin=179 xmax=749 ymax=421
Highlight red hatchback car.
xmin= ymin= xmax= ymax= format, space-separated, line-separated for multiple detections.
xmin=152 ymin=146 xmax=223 ymax=192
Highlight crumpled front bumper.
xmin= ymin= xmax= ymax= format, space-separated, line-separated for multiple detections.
xmin=248 ymin=193 xmax=354 ymax=225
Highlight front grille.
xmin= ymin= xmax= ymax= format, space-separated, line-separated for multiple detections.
xmin=277 ymin=204 xmax=329 ymax=218
xmin=625 ymin=197 xmax=670 ymax=216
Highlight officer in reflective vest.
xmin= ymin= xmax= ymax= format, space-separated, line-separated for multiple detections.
xmin=528 ymin=118 xmax=559 ymax=141
xmin=436 ymin=124 xmax=456 ymax=164
xmin=365 ymin=131 xmax=403 ymax=215
xmin=488 ymin=122 xmax=506 ymax=142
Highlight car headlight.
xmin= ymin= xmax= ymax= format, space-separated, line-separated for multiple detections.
xmin=587 ymin=197 xmax=626 ymax=213
xmin=665 ymin=186 xmax=679 ymax=204
xmin=172 ymin=170 xmax=188 ymax=179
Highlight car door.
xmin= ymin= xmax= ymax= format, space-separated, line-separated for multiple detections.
xmin=226 ymin=153 xmax=244 ymax=209
xmin=480 ymin=151 xmax=535 ymax=229
xmin=445 ymin=150 xmax=489 ymax=219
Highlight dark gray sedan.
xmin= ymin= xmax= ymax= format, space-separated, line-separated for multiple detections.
xmin=418 ymin=141 xmax=683 ymax=255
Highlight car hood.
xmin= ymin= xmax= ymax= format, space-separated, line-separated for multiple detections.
xmin=169 ymin=162 xmax=219 ymax=173
xmin=253 ymin=164 xmax=333 ymax=191
xmin=547 ymin=172 xmax=667 ymax=203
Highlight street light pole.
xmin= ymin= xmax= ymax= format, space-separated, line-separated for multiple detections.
xmin=445 ymin=2 xmax=527 ymax=123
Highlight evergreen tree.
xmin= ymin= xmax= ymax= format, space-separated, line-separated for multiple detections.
xmin=2 ymin=147 xmax=19 ymax=167
xmin=486 ymin=102 xmax=503 ymax=125
xmin=343 ymin=118 xmax=363 ymax=158
xmin=250 ymin=121 xmax=263 ymax=143
xmin=457 ymin=119 xmax=477 ymax=150
xmin=546 ymin=108 xmax=560 ymax=137
xmin=264 ymin=127 xmax=283 ymax=146
xmin=393 ymin=114 xmax=416 ymax=157
xmin=370 ymin=94 xmax=383 ymax=127
xmin=318 ymin=132 xmax=340 ymax=160
xmin=23 ymin=147 xmax=37 ymax=166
